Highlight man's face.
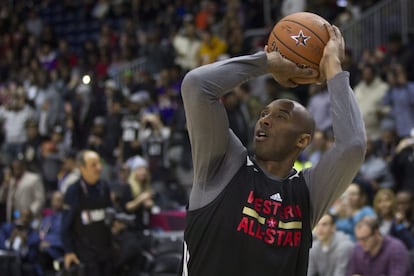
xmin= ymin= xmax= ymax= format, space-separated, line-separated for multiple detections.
xmin=80 ymin=151 xmax=102 ymax=184
xmin=51 ymin=192 xmax=64 ymax=210
xmin=314 ymin=214 xmax=335 ymax=242
xmin=252 ymin=99 xmax=308 ymax=161
xmin=345 ymin=184 xmax=361 ymax=208
xmin=362 ymin=67 xmax=375 ymax=84
xmin=396 ymin=192 xmax=412 ymax=215
xmin=355 ymin=224 xmax=377 ymax=254
xmin=376 ymin=192 xmax=393 ymax=217
xmin=12 ymin=160 xmax=25 ymax=179
xmin=18 ymin=209 xmax=32 ymax=227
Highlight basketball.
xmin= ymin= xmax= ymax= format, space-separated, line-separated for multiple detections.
xmin=267 ymin=12 xmax=330 ymax=84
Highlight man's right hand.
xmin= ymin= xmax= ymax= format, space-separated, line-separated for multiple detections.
xmin=265 ymin=47 xmax=318 ymax=87
xmin=64 ymin=252 xmax=80 ymax=270
xmin=319 ymin=24 xmax=344 ymax=82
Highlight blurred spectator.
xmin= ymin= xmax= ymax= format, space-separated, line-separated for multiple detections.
xmin=0 ymin=158 xmax=45 ymax=223
xmin=101 ymin=93 xmax=124 ymax=181
xmin=304 ymin=129 xmax=332 ymax=166
xmin=219 ymin=2 xmax=244 ymax=57
xmin=264 ymin=76 xmax=299 ymax=103
xmin=390 ymin=190 xmax=414 ymax=255
xmin=86 ymin=116 xmax=106 ymax=157
xmin=373 ymin=188 xmax=414 ymax=255
xmin=37 ymin=191 xmax=65 ymax=275
xmin=281 ymin=0 xmax=305 ymax=17
xmin=37 ymin=43 xmax=57 ymax=72
xmin=110 ymin=164 xmax=132 ymax=212
xmin=354 ymin=64 xmax=389 ymax=142
xmin=341 ymin=49 xmax=360 ymax=88
xmin=333 ymin=183 xmax=376 ymax=241
xmin=382 ymin=32 xmax=414 ymax=81
xmin=390 ymin=134 xmax=414 ymax=194
xmin=111 ymin=212 xmax=148 ymax=275
xmin=22 ymin=119 xmax=44 ymax=174
xmin=139 ymin=28 xmax=175 ymax=75
xmin=0 ymin=209 xmax=41 ymax=276
xmin=124 ymin=156 xmax=154 ymax=230
xmin=71 ymin=84 xmax=95 ymax=147
xmin=25 ymin=9 xmax=43 ymax=37
xmin=0 ymin=88 xmax=36 ymax=165
xmin=233 ymin=82 xmax=263 ymax=151
xmin=155 ymin=68 xmax=180 ymax=126
xmin=57 ymin=150 xmax=80 ymax=195
xmin=373 ymin=188 xmax=397 ymax=235
xmin=61 ymin=150 xmax=113 ymax=275
xmin=30 ymin=69 xmax=63 ymax=137
xmin=308 ymin=213 xmax=354 ymax=276
xmin=198 ymin=28 xmax=227 ymax=65
xmin=39 ymin=125 xmax=68 ymax=192
xmin=139 ymin=113 xmax=171 ymax=182
xmin=222 ymin=91 xmax=249 ymax=147
xmin=347 ymin=216 xmax=412 ymax=276
xmin=195 ymin=0 xmax=217 ymax=31
xmin=56 ymin=39 xmax=77 ymax=68
xmin=357 ymin=139 xmax=394 ymax=198
xmin=374 ymin=118 xmax=399 ymax=163
xmin=119 ymin=93 xmax=146 ymax=162
xmin=173 ymin=14 xmax=201 ymax=71
xmin=307 ymin=83 xmax=331 ymax=132
xmin=382 ymin=64 xmax=414 ymax=139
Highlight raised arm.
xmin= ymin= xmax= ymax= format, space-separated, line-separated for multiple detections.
xmin=182 ymin=52 xmax=318 ymax=210
xmin=303 ymin=25 xmax=367 ymax=227
xmin=181 ymin=53 xmax=267 ymax=209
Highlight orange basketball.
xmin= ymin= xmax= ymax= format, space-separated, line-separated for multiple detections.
xmin=267 ymin=12 xmax=330 ymax=84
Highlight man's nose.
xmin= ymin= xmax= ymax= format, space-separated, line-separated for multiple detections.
xmin=259 ymin=116 xmax=271 ymax=128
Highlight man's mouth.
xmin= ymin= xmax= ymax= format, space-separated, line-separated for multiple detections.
xmin=255 ymin=130 xmax=268 ymax=141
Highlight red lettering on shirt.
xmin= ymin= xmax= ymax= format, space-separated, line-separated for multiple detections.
xmin=248 ymin=219 xmax=256 ymax=237
xmin=247 ymin=191 xmax=254 ymax=204
xmin=254 ymin=198 xmax=263 ymax=213
xmin=294 ymin=231 xmax=301 ymax=246
xmin=264 ymin=229 xmax=276 ymax=244
xmin=283 ymin=231 xmax=293 ymax=246
xmin=237 ymin=217 xmax=249 ymax=233
xmin=263 ymin=200 xmax=272 ymax=214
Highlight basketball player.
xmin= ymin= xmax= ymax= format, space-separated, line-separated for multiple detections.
xmin=180 ymin=24 xmax=366 ymax=275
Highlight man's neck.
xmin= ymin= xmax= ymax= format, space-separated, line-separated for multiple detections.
xmin=321 ymin=234 xmax=334 ymax=247
xmin=370 ymin=235 xmax=384 ymax=256
xmin=82 ymin=177 xmax=98 ymax=185
xmin=255 ymin=157 xmax=296 ymax=179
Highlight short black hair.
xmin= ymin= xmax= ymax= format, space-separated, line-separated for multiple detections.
xmin=357 ymin=216 xmax=380 ymax=232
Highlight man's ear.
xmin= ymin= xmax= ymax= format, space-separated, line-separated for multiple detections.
xmin=296 ymin=133 xmax=312 ymax=149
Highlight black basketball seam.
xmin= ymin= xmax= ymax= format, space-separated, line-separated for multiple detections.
xmin=281 ymin=19 xmax=326 ymax=44
xmin=271 ymin=31 xmax=319 ymax=67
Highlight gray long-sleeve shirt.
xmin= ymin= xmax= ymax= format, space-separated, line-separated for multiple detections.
xmin=182 ymin=51 xmax=366 ymax=228
xmin=308 ymin=231 xmax=354 ymax=276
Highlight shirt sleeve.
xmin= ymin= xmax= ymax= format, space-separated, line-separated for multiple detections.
xmin=303 ymin=72 xmax=366 ymax=228
xmin=61 ymin=184 xmax=79 ymax=253
xmin=387 ymin=239 xmax=411 ymax=276
xmin=30 ymin=174 xmax=45 ymax=217
xmin=346 ymin=247 xmax=359 ymax=276
xmin=333 ymin=240 xmax=354 ymax=276
xmin=181 ymin=52 xmax=268 ymax=210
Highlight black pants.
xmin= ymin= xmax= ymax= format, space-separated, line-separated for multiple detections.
xmin=84 ymin=259 xmax=113 ymax=276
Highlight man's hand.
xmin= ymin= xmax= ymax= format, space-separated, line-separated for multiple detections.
xmin=39 ymin=241 xmax=50 ymax=250
xmin=64 ymin=252 xmax=80 ymax=270
xmin=265 ymin=46 xmax=318 ymax=87
xmin=319 ymin=24 xmax=345 ymax=82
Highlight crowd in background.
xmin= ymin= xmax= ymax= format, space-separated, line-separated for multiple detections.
xmin=0 ymin=0 xmax=413 ymax=275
